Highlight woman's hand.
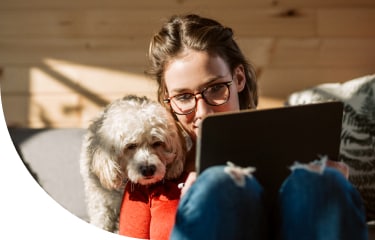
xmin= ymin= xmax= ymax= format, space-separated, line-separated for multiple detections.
xmin=326 ymin=159 xmax=349 ymax=179
xmin=180 ymin=172 xmax=197 ymax=197
xmin=296 ymin=158 xmax=349 ymax=179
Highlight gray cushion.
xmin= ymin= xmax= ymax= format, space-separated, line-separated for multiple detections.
xmin=9 ymin=128 xmax=88 ymax=222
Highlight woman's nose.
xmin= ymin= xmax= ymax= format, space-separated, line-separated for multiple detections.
xmin=195 ymin=95 xmax=213 ymax=118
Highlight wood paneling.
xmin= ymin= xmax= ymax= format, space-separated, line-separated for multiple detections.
xmin=270 ymin=38 xmax=375 ymax=67
xmin=278 ymin=0 xmax=375 ymax=8
xmin=2 ymin=95 xmax=29 ymax=127
xmin=258 ymin=67 xmax=374 ymax=99
xmin=0 ymin=37 xmax=149 ymax=66
xmin=0 ymin=0 xmax=272 ymax=10
xmin=1 ymin=0 xmax=374 ymax=127
xmin=318 ymin=9 xmax=375 ymax=37
xmin=2 ymin=0 xmax=373 ymax=10
xmin=0 ymin=8 xmax=317 ymax=38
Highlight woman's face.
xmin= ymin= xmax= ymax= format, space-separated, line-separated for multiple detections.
xmin=164 ymin=50 xmax=246 ymax=142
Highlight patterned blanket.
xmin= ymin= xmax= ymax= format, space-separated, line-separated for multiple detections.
xmin=287 ymin=74 xmax=375 ymax=220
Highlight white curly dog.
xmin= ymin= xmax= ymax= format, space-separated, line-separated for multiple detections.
xmin=80 ymin=95 xmax=186 ymax=232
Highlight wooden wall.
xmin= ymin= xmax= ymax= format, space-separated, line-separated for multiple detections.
xmin=1 ymin=0 xmax=374 ymax=128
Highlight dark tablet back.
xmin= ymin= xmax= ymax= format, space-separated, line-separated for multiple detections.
xmin=196 ymin=101 xmax=344 ymax=197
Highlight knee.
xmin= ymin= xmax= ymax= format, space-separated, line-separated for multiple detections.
xmin=281 ymin=167 xmax=362 ymax=205
xmin=322 ymin=168 xmax=363 ymax=206
xmin=173 ymin=165 xmax=267 ymax=240
xmin=195 ymin=165 xmax=263 ymax=201
xmin=290 ymin=167 xmax=349 ymax=189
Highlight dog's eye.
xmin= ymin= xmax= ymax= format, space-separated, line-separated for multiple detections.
xmin=126 ymin=143 xmax=137 ymax=150
xmin=152 ymin=141 xmax=164 ymax=148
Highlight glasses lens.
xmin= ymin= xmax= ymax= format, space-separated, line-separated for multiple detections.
xmin=170 ymin=93 xmax=196 ymax=114
xmin=168 ymin=82 xmax=231 ymax=115
xmin=203 ymin=83 xmax=230 ymax=105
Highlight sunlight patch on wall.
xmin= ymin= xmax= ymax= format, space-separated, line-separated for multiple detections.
xmin=18 ymin=58 xmax=159 ymax=128
xmin=42 ymin=58 xmax=157 ymax=98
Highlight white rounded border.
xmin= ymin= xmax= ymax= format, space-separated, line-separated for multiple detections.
xmin=0 ymin=92 xmax=125 ymax=239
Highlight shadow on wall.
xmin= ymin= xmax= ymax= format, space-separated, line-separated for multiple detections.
xmin=2 ymin=54 xmax=158 ymax=128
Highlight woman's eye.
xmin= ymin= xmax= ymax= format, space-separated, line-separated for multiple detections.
xmin=208 ymin=83 xmax=225 ymax=93
xmin=175 ymin=94 xmax=193 ymax=103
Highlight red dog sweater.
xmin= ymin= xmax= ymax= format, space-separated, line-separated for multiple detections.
xmin=119 ymin=173 xmax=188 ymax=240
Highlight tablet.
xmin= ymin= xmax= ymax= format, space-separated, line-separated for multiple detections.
xmin=196 ymin=101 xmax=344 ymax=197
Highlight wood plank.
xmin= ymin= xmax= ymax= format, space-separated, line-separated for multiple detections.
xmin=270 ymin=38 xmax=375 ymax=67
xmin=183 ymin=8 xmax=317 ymax=37
xmin=1 ymin=64 xmax=157 ymax=103
xmin=2 ymin=0 xmax=374 ymax=10
xmin=258 ymin=67 xmax=375 ymax=99
xmin=0 ymin=37 xmax=150 ymax=66
xmin=28 ymin=93 xmax=82 ymax=127
xmin=1 ymin=95 xmax=29 ymax=127
xmin=0 ymin=0 xmax=272 ymax=10
xmin=0 ymin=37 xmax=150 ymax=51
xmin=2 ymin=91 xmax=158 ymax=128
xmin=0 ymin=67 xmax=31 ymax=93
xmin=0 ymin=9 xmax=169 ymax=37
xmin=236 ymin=38 xmax=275 ymax=67
xmin=0 ymin=8 xmax=316 ymax=38
xmin=41 ymin=58 xmax=157 ymax=96
xmin=278 ymin=0 xmax=375 ymax=8
xmin=27 ymin=119 xmax=78 ymax=128
xmin=1 ymin=66 xmax=82 ymax=94
xmin=257 ymin=97 xmax=284 ymax=109
xmin=0 ymin=51 xmax=148 ymax=67
xmin=0 ymin=64 xmax=150 ymax=93
xmin=318 ymin=9 xmax=375 ymax=37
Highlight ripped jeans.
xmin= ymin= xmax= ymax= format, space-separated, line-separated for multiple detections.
xmin=171 ymin=164 xmax=368 ymax=240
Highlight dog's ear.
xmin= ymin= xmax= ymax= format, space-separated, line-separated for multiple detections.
xmin=91 ymin=144 xmax=124 ymax=190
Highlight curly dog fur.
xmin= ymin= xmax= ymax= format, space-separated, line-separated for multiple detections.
xmin=80 ymin=95 xmax=186 ymax=232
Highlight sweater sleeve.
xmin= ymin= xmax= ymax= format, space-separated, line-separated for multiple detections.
xmin=119 ymin=183 xmax=151 ymax=239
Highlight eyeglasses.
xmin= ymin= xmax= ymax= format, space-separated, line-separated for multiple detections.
xmin=163 ymin=81 xmax=233 ymax=115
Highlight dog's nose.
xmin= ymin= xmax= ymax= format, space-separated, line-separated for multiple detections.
xmin=139 ymin=165 xmax=156 ymax=177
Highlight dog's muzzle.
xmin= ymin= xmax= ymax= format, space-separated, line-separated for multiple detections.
xmin=139 ymin=165 xmax=156 ymax=178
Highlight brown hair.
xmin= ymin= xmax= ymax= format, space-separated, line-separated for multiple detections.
xmin=146 ymin=14 xmax=258 ymax=109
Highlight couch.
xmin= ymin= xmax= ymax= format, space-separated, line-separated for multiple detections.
xmin=8 ymin=128 xmax=89 ymax=222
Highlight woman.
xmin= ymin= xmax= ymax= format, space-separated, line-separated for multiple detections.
xmin=146 ymin=14 xmax=368 ymax=240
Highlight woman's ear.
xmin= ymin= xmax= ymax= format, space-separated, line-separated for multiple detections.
xmin=234 ymin=65 xmax=246 ymax=92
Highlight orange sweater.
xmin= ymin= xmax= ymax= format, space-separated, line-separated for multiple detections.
xmin=119 ymin=173 xmax=188 ymax=240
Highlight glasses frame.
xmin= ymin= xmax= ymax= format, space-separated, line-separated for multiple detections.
xmin=163 ymin=81 xmax=233 ymax=115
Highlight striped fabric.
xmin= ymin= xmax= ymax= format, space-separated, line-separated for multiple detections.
xmin=287 ymin=74 xmax=375 ymax=220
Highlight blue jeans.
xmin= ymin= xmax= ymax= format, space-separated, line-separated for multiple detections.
xmin=171 ymin=165 xmax=368 ymax=240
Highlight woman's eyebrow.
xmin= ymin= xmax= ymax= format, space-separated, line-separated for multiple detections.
xmin=170 ymin=87 xmax=191 ymax=95
xmin=205 ymin=75 xmax=226 ymax=85
xmin=171 ymin=75 xmax=227 ymax=94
